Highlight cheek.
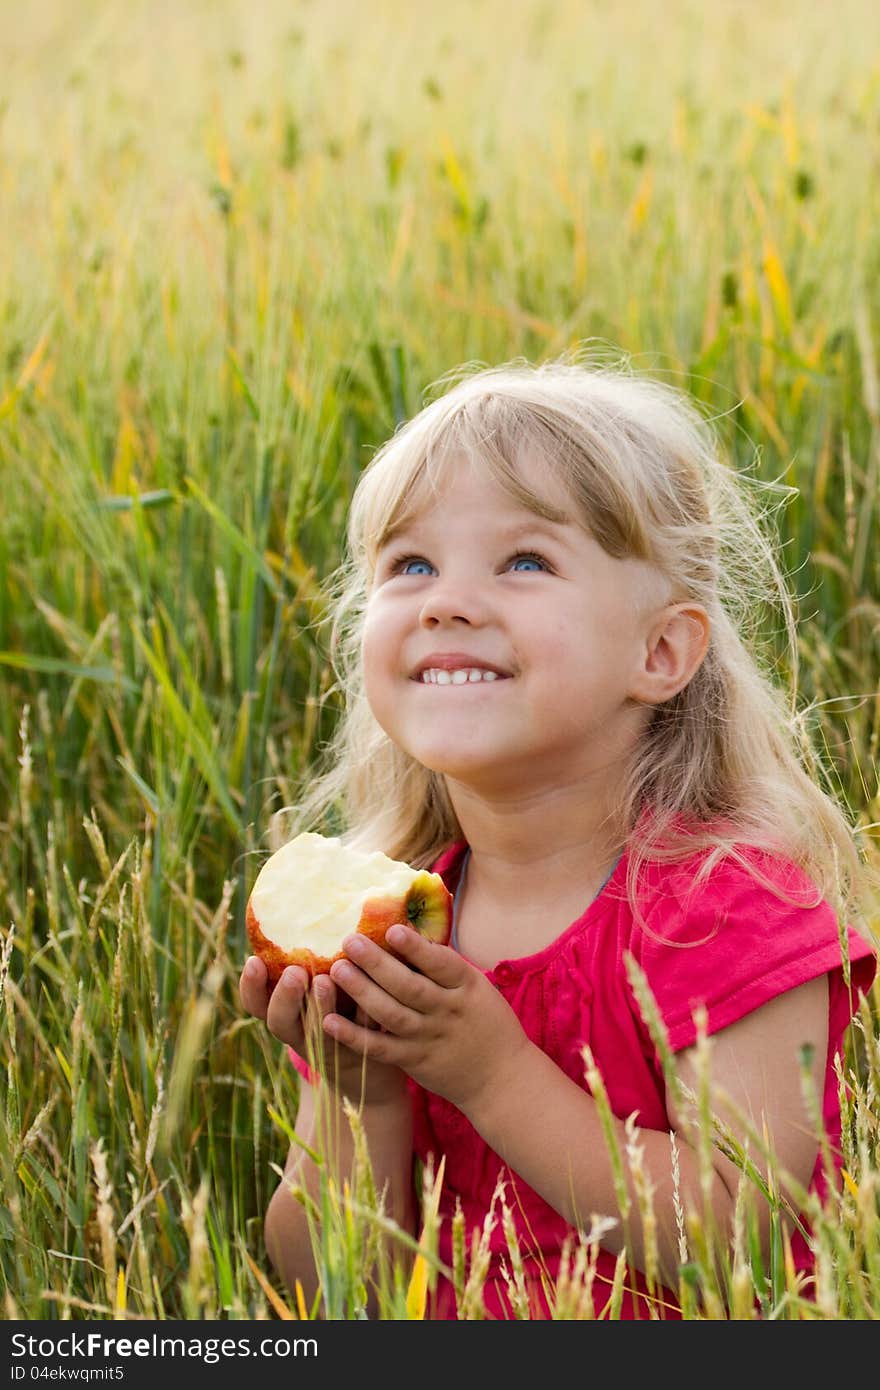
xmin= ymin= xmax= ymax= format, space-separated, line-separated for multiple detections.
xmin=531 ymin=618 xmax=580 ymax=673
xmin=359 ymin=614 xmax=382 ymax=684
xmin=360 ymin=607 xmax=399 ymax=703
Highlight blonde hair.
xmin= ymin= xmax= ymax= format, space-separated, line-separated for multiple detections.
xmin=276 ymin=348 xmax=879 ymax=941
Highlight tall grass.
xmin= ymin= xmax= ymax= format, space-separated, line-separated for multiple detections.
xmin=0 ymin=0 xmax=878 ymax=1317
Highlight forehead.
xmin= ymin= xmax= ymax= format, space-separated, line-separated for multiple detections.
xmin=376 ymin=450 xmax=578 ymax=546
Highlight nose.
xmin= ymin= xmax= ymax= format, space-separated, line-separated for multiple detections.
xmin=418 ymin=575 xmax=488 ymax=627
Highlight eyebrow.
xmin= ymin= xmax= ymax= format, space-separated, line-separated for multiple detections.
xmin=379 ymin=516 xmax=574 ymax=549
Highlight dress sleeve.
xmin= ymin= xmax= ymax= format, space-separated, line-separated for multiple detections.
xmin=628 ymin=849 xmax=877 ymax=1053
xmin=287 ymin=1046 xmax=319 ymax=1087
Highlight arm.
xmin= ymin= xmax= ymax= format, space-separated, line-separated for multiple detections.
xmin=264 ymin=1076 xmax=418 ymax=1312
xmin=460 ymin=974 xmax=828 ymax=1288
xmin=319 ymin=925 xmax=829 ymax=1291
xmin=240 ymin=955 xmax=418 ymax=1314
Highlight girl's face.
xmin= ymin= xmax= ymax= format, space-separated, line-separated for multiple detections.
xmin=361 ymin=452 xmax=665 ymax=796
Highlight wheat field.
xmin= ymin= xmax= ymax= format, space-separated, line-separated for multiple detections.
xmin=1 ymin=0 xmax=879 ymax=1319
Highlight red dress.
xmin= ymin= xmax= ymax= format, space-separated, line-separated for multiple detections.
xmin=289 ymin=838 xmax=877 ymax=1319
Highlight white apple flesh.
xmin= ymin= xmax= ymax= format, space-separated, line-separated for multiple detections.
xmin=246 ymin=831 xmax=453 ymax=980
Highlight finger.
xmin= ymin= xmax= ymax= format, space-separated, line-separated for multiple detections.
xmin=303 ymin=972 xmax=352 ymax=1051
xmin=339 ymin=934 xmax=441 ymax=1010
xmin=354 ymin=1003 xmax=383 ymax=1031
xmin=327 ymin=978 xmax=359 ymax=1020
xmin=383 ymin=925 xmax=467 ymax=988
xmin=328 ymin=957 xmax=420 ymax=1037
xmin=239 ymin=955 xmax=269 ymax=1019
xmin=302 ymin=974 xmax=372 ymax=1073
xmin=265 ymin=964 xmax=310 ymax=1044
xmin=302 ymin=972 xmax=332 ymax=1033
xmin=323 ymin=1009 xmax=400 ymax=1063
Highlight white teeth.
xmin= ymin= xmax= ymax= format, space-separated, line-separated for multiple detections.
xmin=420 ymin=668 xmax=502 ymax=685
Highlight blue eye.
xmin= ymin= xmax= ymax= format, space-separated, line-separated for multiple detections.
xmin=397 ymin=557 xmax=433 ymax=576
xmin=388 ymin=549 xmax=549 ymax=576
xmin=510 ymin=552 xmax=546 ymax=572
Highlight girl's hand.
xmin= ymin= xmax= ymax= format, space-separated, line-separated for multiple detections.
xmin=238 ymin=955 xmax=408 ymax=1109
xmin=319 ymin=928 xmax=532 ymax=1114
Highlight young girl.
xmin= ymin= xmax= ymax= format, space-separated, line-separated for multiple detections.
xmin=240 ymin=353 xmax=877 ymax=1319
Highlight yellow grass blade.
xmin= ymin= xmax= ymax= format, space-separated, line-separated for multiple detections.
xmin=54 ymin=1046 xmax=72 ymax=1086
xmin=294 ymin=1279 xmax=308 ymax=1320
xmin=439 ymin=133 xmax=472 ymax=219
xmin=389 ymin=197 xmax=416 ymax=285
xmin=627 ymin=168 xmax=654 ymax=234
xmin=781 ymin=82 xmax=800 ymax=166
xmin=245 ymin=1251 xmax=296 ymax=1319
xmin=406 ymin=1155 xmax=446 ymax=1320
xmin=0 ymin=328 xmax=51 ymax=419
xmin=406 ymin=1251 xmax=431 ymax=1320
xmin=763 ymin=237 xmax=793 ymax=338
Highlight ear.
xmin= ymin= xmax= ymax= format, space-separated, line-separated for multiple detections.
xmin=629 ymin=604 xmax=710 ymax=705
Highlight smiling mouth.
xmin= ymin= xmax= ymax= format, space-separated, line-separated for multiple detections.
xmin=411 ymin=674 xmax=513 ymax=687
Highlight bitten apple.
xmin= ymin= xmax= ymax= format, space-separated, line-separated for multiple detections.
xmin=245 ymin=831 xmax=453 ymax=982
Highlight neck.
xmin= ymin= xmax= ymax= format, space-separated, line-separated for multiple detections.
xmin=446 ymin=774 xmax=628 ymax=906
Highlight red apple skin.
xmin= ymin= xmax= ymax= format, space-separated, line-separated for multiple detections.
xmin=246 ymin=872 xmax=453 ymax=984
